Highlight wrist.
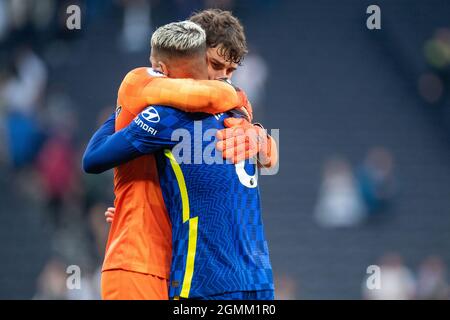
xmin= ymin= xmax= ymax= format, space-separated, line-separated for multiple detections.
xmin=253 ymin=123 xmax=271 ymax=162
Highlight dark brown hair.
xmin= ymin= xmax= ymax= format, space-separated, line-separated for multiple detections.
xmin=189 ymin=9 xmax=248 ymax=65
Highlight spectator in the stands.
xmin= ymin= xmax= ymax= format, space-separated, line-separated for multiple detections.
xmin=315 ymin=156 xmax=367 ymax=228
xmin=417 ymin=255 xmax=449 ymax=300
xmin=363 ymin=253 xmax=416 ymax=300
xmin=356 ymin=147 xmax=396 ymax=217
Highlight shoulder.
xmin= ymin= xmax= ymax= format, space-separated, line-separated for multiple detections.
xmin=117 ymin=68 xmax=166 ymax=117
xmin=125 ymin=105 xmax=193 ymax=145
xmin=121 ymin=67 xmax=165 ymax=87
xmin=135 ymin=105 xmax=192 ymax=131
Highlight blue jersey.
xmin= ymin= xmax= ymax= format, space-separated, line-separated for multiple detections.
xmin=122 ymin=106 xmax=274 ymax=299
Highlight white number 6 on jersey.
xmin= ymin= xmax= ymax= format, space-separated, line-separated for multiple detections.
xmin=235 ymin=161 xmax=258 ymax=188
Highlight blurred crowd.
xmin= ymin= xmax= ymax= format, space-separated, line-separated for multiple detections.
xmin=363 ymin=253 xmax=449 ymax=300
xmin=0 ymin=48 xmax=111 ymax=299
xmin=0 ymin=0 xmax=448 ymax=300
xmin=419 ymin=28 xmax=450 ymax=105
xmin=0 ymin=0 xmax=269 ymax=300
xmin=273 ymin=252 xmax=450 ymax=300
xmin=0 ymin=0 xmax=127 ymax=300
xmin=314 ymin=147 xmax=396 ymax=228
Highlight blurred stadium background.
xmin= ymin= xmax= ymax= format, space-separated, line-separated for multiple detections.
xmin=1 ymin=0 xmax=450 ymax=299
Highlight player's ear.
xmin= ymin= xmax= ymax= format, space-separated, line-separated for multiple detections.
xmin=150 ymin=53 xmax=168 ymax=76
xmin=158 ymin=61 xmax=169 ymax=77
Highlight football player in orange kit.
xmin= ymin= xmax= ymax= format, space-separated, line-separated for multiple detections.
xmin=96 ymin=10 xmax=278 ymax=300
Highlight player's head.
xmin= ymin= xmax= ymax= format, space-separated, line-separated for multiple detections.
xmin=150 ymin=20 xmax=208 ymax=80
xmin=189 ymin=9 xmax=248 ymax=80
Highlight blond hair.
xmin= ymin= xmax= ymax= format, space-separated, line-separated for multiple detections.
xmin=151 ymin=20 xmax=206 ymax=56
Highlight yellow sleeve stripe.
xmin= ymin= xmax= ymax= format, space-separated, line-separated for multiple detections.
xmin=164 ymin=149 xmax=198 ymax=299
xmin=180 ymin=216 xmax=198 ymax=298
xmin=164 ymin=149 xmax=190 ymax=223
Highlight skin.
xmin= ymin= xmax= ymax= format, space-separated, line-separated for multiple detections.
xmin=150 ymin=50 xmax=209 ymax=80
xmin=150 ymin=46 xmax=237 ymax=81
xmin=206 ymin=46 xmax=238 ymax=80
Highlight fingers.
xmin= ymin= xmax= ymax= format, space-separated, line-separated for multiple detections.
xmin=105 ymin=207 xmax=115 ymax=224
xmin=217 ymin=117 xmax=253 ymax=140
xmin=221 ymin=140 xmax=247 ymax=160
xmin=223 ymin=149 xmax=258 ymax=164
xmin=216 ymin=126 xmax=246 ymax=141
xmin=216 ymin=134 xmax=249 ymax=154
xmin=227 ymin=148 xmax=258 ymax=164
xmin=105 ymin=213 xmax=114 ymax=224
xmin=216 ymin=134 xmax=246 ymax=151
xmin=217 ymin=135 xmax=259 ymax=163
xmin=215 ymin=120 xmax=263 ymax=163
xmin=215 ymin=129 xmax=226 ymax=141
xmin=224 ymin=117 xmax=246 ymax=128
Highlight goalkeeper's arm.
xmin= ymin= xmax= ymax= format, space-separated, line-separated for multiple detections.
xmin=119 ymin=68 xmax=252 ymax=119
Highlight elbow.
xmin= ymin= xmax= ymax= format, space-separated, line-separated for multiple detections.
xmin=82 ymin=153 xmax=102 ymax=174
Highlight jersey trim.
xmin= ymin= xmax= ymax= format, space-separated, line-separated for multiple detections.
xmin=164 ymin=149 xmax=198 ymax=298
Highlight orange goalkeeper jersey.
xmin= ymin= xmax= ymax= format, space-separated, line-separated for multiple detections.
xmin=102 ymin=67 xmax=243 ymax=278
